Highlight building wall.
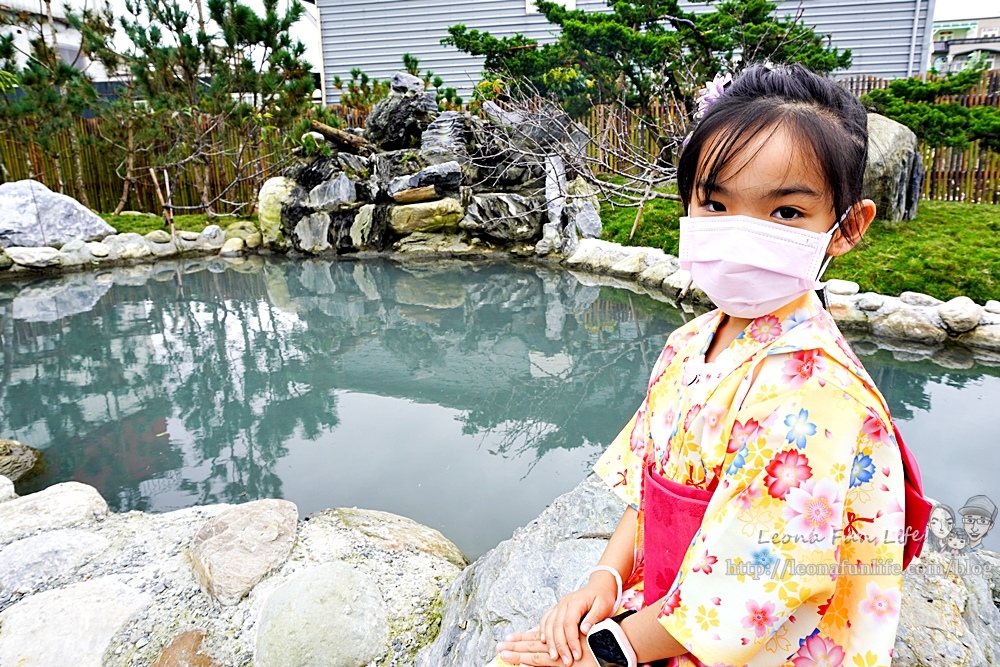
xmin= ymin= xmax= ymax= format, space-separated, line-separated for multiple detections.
xmin=932 ymin=16 xmax=1000 ymax=72
xmin=318 ymin=0 xmax=936 ymax=104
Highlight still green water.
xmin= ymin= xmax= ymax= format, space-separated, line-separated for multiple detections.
xmin=2 ymin=256 xmax=998 ymax=559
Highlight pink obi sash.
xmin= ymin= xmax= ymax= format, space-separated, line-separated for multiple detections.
xmin=640 ymin=464 xmax=715 ymax=605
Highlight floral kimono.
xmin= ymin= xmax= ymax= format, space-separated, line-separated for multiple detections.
xmin=593 ymin=291 xmax=905 ymax=667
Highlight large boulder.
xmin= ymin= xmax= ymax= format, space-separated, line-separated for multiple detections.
xmin=864 ymin=113 xmax=923 ymax=222
xmin=0 ymin=180 xmax=115 ymax=248
xmin=421 ymin=112 xmax=479 ymax=165
xmin=257 ymin=177 xmax=298 ymax=250
xmin=390 ymin=198 xmax=464 ymax=234
xmin=365 ymin=72 xmax=441 ymax=151
xmin=460 ymin=193 xmax=544 ymax=242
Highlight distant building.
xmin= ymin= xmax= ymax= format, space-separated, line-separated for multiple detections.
xmin=316 ymin=0 xmax=937 ymax=105
xmin=0 ymin=0 xmax=108 ymax=79
xmin=931 ymin=15 xmax=1000 ymax=72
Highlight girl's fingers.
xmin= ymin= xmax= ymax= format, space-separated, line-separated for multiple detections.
xmin=563 ymin=612 xmax=584 ymax=663
xmin=499 ymin=647 xmax=562 ymax=666
xmin=502 ymin=629 xmax=542 ymax=644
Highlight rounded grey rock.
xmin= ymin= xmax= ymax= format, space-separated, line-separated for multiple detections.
xmin=938 ymin=296 xmax=983 ymax=334
xmin=256 ymin=562 xmax=388 ymax=667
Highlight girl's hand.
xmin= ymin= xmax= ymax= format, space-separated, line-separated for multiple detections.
xmin=497 ymin=629 xmax=598 ymax=667
xmin=539 ymin=573 xmax=618 ymax=666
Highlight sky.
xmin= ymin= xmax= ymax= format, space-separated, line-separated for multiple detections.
xmin=933 ymin=0 xmax=999 ymax=21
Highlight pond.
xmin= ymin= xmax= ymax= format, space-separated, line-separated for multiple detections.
xmin=2 ymin=256 xmax=999 ymax=560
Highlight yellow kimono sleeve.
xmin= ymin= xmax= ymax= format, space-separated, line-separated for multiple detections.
xmin=593 ymin=395 xmax=649 ymax=511
xmin=656 ymin=378 xmax=864 ymax=666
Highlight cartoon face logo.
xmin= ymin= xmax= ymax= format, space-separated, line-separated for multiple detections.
xmin=945 ymin=527 xmax=968 ymax=553
xmin=958 ymin=495 xmax=997 ymax=550
xmin=929 ymin=504 xmax=955 ymax=541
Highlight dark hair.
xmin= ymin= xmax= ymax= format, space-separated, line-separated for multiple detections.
xmin=678 ymin=64 xmax=869 ymax=243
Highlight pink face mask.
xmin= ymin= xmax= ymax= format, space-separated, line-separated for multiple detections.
xmin=678 ymin=214 xmax=841 ymax=319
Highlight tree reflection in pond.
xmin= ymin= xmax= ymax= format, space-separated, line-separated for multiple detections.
xmin=1 ymin=257 xmax=998 ymax=557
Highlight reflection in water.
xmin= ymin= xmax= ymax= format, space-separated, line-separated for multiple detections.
xmin=0 ymin=257 xmax=998 ymax=558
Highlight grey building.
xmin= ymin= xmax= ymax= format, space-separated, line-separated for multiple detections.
xmin=317 ymin=0 xmax=937 ymax=104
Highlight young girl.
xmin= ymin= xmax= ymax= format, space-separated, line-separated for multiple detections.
xmin=493 ymin=64 xmax=908 ymax=667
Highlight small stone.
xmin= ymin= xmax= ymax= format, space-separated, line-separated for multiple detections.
xmin=146 ymin=230 xmax=172 ymax=244
xmin=60 ymin=238 xmax=85 ymax=253
xmin=245 ymin=232 xmax=262 ymax=249
xmin=565 ymin=239 xmax=633 ymax=271
xmin=900 ymin=291 xmax=942 ymax=307
xmin=179 ymin=231 xmax=201 ymax=242
xmin=219 ymin=237 xmax=245 ymax=258
xmin=0 ymin=438 xmax=40 ymax=482
xmin=5 ymin=246 xmax=62 ymax=268
xmin=86 ymin=242 xmax=110 ymax=258
xmin=608 ymin=250 xmax=662 ymax=278
xmin=870 ymin=309 xmax=947 ymax=345
xmin=986 ymin=300 xmax=1000 ymax=315
xmin=959 ymin=324 xmax=1000 ymax=352
xmin=189 ymin=499 xmax=298 ymax=606
xmin=199 ymin=225 xmax=225 ymax=246
xmin=636 ymin=259 xmax=680 ymax=288
xmin=0 ymin=481 xmax=109 ymax=544
xmin=938 ymin=296 xmax=983 ymax=334
xmin=825 ymin=279 xmax=860 ymax=296
xmin=828 ymin=302 xmax=870 ymax=330
xmin=0 ymin=529 xmax=110 ymax=594
xmin=856 ymin=294 xmax=884 ymax=311
xmin=153 ymin=629 xmax=220 ymax=667
xmin=0 ymin=247 xmax=12 ymax=271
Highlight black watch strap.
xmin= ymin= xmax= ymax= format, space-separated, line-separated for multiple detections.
xmin=610 ymin=609 xmax=637 ymax=624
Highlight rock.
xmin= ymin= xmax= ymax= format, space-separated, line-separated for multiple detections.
xmin=294 ymin=156 xmax=341 ymax=190
xmin=5 ymin=246 xmax=62 ymax=268
xmin=534 ymin=223 xmax=563 ymax=256
xmin=900 ymin=291 xmax=942 ymax=307
xmin=856 ymin=293 xmax=884 ymax=311
xmin=0 ymin=438 xmax=41 ymax=481
xmin=220 ymin=237 xmax=245 ymax=258
xmin=959 ymin=324 xmax=1000 ymax=352
xmin=985 ymin=300 xmax=1000 ymax=315
xmin=416 ymin=476 xmax=622 ymax=666
xmin=153 ymin=629 xmax=220 ymax=667
xmin=86 ymin=241 xmax=109 ymax=258
xmin=938 ymin=296 xmax=983 ymax=334
xmin=864 ymin=113 xmax=923 ymax=222
xmin=870 ymin=309 xmax=947 ymax=345
xmin=257 ymin=177 xmax=298 ymax=250
xmin=390 ymin=198 xmax=464 ymax=234
xmin=565 ymin=239 xmax=634 ymax=273
xmin=393 ymin=186 xmax=439 ymax=204
xmin=104 ymin=232 xmax=153 ymax=260
xmin=307 ymin=173 xmax=356 ymax=210
xmin=827 ymin=301 xmax=871 ymax=330
xmin=11 ymin=274 xmax=114 ymax=323
xmin=0 ymin=475 xmax=15 ymax=502
xmin=566 ymin=176 xmax=601 ymax=239
xmin=199 ymin=225 xmax=224 ymax=247
xmin=0 ymin=577 xmax=151 ymax=667
xmin=337 ymin=153 xmax=370 ymax=179
xmin=0 ymin=180 xmax=116 ymax=248
xmin=636 ymin=258 xmax=680 ymax=287
xmin=0 ymin=246 xmax=12 ymax=270
xmin=394 ymin=274 xmax=466 ymax=309
xmin=544 ymin=154 xmax=567 ymax=234
xmin=389 ymin=161 xmax=463 ymax=197
xmin=178 ymin=230 xmax=201 ymax=242
xmin=826 ymin=279 xmax=860 ymax=296
xmin=245 ymin=232 xmax=262 ymax=249
xmin=292 ymin=213 xmax=332 ymax=254
xmin=608 ymin=249 xmax=664 ymax=278
xmin=460 ymin=193 xmax=543 ymax=242
xmin=60 ymin=238 xmax=85 ymax=253
xmin=365 ymin=74 xmax=440 ymax=150
xmin=421 ymin=111 xmax=477 ymax=165
xmin=189 ymin=498 xmax=298 ymax=606
xmin=0 ymin=528 xmax=110 ymax=595
xmin=256 ymin=563 xmax=389 ymax=667
xmin=0 ymin=481 xmax=108 ymax=544
xmin=391 ymin=71 xmax=424 ymax=94
xmin=392 ymin=232 xmax=479 ymax=255
xmin=350 ymin=204 xmax=392 ymax=251
xmin=146 ymin=229 xmax=172 ymax=244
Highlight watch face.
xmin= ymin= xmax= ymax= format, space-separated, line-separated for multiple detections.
xmin=588 ymin=628 xmax=630 ymax=667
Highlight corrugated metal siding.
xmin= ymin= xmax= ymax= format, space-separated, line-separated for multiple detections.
xmin=318 ymin=0 xmax=935 ymax=104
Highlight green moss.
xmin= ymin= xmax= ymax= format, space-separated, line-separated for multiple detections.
xmin=100 ymin=213 xmax=257 ymax=237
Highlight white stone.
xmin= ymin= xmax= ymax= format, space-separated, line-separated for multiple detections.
xmin=85 ymin=242 xmax=109 ymax=258
xmin=307 ymin=172 xmax=356 ymax=210
xmin=0 ymin=482 xmax=108 ymax=544
xmin=938 ymin=296 xmax=983 ymax=334
xmin=257 ymin=177 xmax=297 ymax=250
xmin=0 ymin=475 xmax=14 ymax=502
xmin=564 ymin=239 xmax=633 ymax=272
xmin=190 ymin=499 xmax=298 ymax=606
xmin=608 ymin=249 xmax=664 ymax=278
xmin=856 ymin=293 xmax=884 ymax=311
xmin=900 ymin=291 xmax=942 ymax=307
xmin=5 ymin=247 xmax=63 ymax=268
xmin=0 ymin=529 xmax=110 ymax=594
xmin=117 ymin=242 xmax=152 ymax=260
xmin=60 ymin=238 xmax=85 ymax=253
xmin=662 ymin=268 xmax=694 ymax=292
xmin=179 ymin=230 xmax=201 ymax=242
xmin=199 ymin=225 xmax=225 ymax=247
xmin=255 ymin=563 xmax=388 ymax=667
xmin=986 ymin=300 xmax=1000 ymax=315
xmin=220 ymin=237 xmax=245 ymax=257
xmin=870 ymin=309 xmax=947 ymax=345
xmin=293 ymin=213 xmax=332 ymax=254
xmin=0 ymin=577 xmax=150 ymax=667
xmin=351 ymin=204 xmax=376 ymax=249
xmin=0 ymin=180 xmax=115 ymax=248
xmin=636 ymin=258 xmax=680 ymax=288
xmin=825 ymin=279 xmax=860 ymax=296
xmin=960 ymin=325 xmax=1000 ymax=352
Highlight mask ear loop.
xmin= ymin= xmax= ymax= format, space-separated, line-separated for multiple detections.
xmin=815 ymin=208 xmax=851 ymax=286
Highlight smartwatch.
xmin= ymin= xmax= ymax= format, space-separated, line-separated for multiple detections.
xmin=586 ymin=610 xmax=638 ymax=667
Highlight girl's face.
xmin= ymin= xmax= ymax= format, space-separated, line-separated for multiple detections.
xmin=690 ymin=125 xmax=874 ymax=256
xmin=947 ymin=534 xmax=966 ymax=549
xmin=930 ymin=508 xmax=953 ymax=539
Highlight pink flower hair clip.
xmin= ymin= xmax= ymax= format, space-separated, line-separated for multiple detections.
xmin=694 ymin=72 xmax=733 ymax=120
